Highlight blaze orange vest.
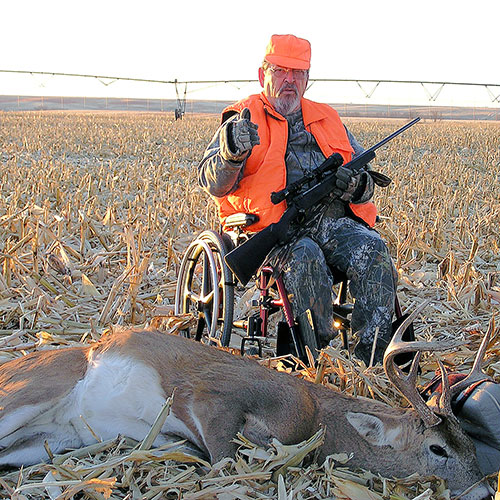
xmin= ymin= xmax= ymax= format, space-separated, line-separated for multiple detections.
xmin=214 ymin=93 xmax=377 ymax=231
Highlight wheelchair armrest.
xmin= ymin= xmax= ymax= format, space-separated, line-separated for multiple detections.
xmin=224 ymin=213 xmax=259 ymax=230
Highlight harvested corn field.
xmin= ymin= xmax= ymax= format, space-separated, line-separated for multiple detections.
xmin=0 ymin=111 xmax=499 ymax=498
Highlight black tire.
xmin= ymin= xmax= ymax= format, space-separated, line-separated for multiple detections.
xmin=174 ymin=230 xmax=234 ymax=347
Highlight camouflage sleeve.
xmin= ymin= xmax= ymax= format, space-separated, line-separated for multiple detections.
xmin=345 ymin=126 xmax=374 ymax=204
xmin=346 ymin=127 xmax=365 ymax=159
xmin=198 ymin=116 xmax=245 ymax=198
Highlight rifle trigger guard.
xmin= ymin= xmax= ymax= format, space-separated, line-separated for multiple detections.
xmin=296 ymin=209 xmax=306 ymax=225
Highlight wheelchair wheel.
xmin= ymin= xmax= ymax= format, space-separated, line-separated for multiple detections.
xmin=174 ymin=230 xmax=234 ymax=347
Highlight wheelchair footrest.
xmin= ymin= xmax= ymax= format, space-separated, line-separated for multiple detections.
xmin=241 ymin=336 xmax=263 ymax=357
xmin=276 ymin=321 xmax=294 ymax=357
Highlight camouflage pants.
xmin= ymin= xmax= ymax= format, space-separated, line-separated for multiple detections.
xmin=280 ymin=216 xmax=397 ymax=364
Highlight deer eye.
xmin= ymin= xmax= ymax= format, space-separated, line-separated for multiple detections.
xmin=430 ymin=444 xmax=448 ymax=458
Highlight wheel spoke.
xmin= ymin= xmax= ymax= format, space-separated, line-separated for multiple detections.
xmin=203 ymin=309 xmax=213 ymax=333
xmin=185 ymin=290 xmax=201 ymax=303
xmin=186 ymin=288 xmax=215 ymax=305
xmin=198 ymin=299 xmax=213 ymax=330
xmin=195 ymin=316 xmax=206 ymax=341
xmin=199 ymin=289 xmax=214 ymax=304
xmin=201 ymin=252 xmax=211 ymax=298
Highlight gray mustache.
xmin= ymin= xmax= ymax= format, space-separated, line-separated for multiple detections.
xmin=277 ymin=85 xmax=298 ymax=96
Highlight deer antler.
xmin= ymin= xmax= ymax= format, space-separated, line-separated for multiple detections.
xmin=383 ymin=300 xmax=462 ymax=427
xmin=428 ymin=359 xmax=455 ymax=419
xmin=448 ymin=316 xmax=495 ymax=399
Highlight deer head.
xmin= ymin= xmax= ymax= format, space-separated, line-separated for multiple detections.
xmin=371 ymin=302 xmax=494 ymax=499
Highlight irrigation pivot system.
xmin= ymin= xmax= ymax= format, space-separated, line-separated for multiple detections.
xmin=1 ymin=69 xmax=499 ymax=119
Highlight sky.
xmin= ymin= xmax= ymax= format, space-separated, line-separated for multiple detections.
xmin=1 ymin=0 xmax=499 ymax=107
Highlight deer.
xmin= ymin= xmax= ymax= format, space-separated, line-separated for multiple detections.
xmin=0 ymin=306 xmax=494 ymax=500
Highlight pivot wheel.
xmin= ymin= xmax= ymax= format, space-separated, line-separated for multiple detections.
xmin=175 ymin=230 xmax=234 ymax=347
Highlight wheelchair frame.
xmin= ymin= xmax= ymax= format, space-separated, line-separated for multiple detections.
xmin=174 ymin=214 xmax=353 ymax=361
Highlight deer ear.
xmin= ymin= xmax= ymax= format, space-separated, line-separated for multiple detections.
xmin=346 ymin=412 xmax=405 ymax=449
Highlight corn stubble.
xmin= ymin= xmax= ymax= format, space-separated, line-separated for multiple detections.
xmin=0 ymin=111 xmax=499 ymax=498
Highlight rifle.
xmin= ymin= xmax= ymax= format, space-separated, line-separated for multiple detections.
xmin=224 ymin=117 xmax=420 ymax=285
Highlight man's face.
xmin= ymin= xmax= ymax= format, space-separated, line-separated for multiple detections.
xmin=259 ymin=64 xmax=309 ymax=116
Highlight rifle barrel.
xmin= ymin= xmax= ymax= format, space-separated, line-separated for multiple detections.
xmin=365 ymin=117 xmax=420 ymax=154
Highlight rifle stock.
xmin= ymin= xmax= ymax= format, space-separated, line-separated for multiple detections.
xmin=224 ymin=206 xmax=298 ymax=286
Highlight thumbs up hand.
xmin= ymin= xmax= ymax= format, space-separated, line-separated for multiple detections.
xmin=220 ymin=108 xmax=260 ymax=162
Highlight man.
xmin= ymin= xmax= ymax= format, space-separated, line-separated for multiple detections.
xmin=198 ymin=34 xmax=397 ymax=365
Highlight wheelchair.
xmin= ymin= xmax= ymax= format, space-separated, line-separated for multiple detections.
xmin=174 ymin=212 xmax=354 ymax=361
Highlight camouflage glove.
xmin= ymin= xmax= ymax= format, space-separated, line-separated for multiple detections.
xmin=220 ymin=108 xmax=260 ymax=162
xmin=333 ymin=165 xmax=361 ymax=201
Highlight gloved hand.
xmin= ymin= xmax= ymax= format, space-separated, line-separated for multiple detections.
xmin=220 ymin=108 xmax=260 ymax=162
xmin=333 ymin=165 xmax=361 ymax=201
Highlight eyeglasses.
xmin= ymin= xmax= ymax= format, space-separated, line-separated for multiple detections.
xmin=266 ymin=66 xmax=309 ymax=79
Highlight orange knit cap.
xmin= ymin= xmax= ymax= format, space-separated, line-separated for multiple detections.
xmin=264 ymin=34 xmax=311 ymax=70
